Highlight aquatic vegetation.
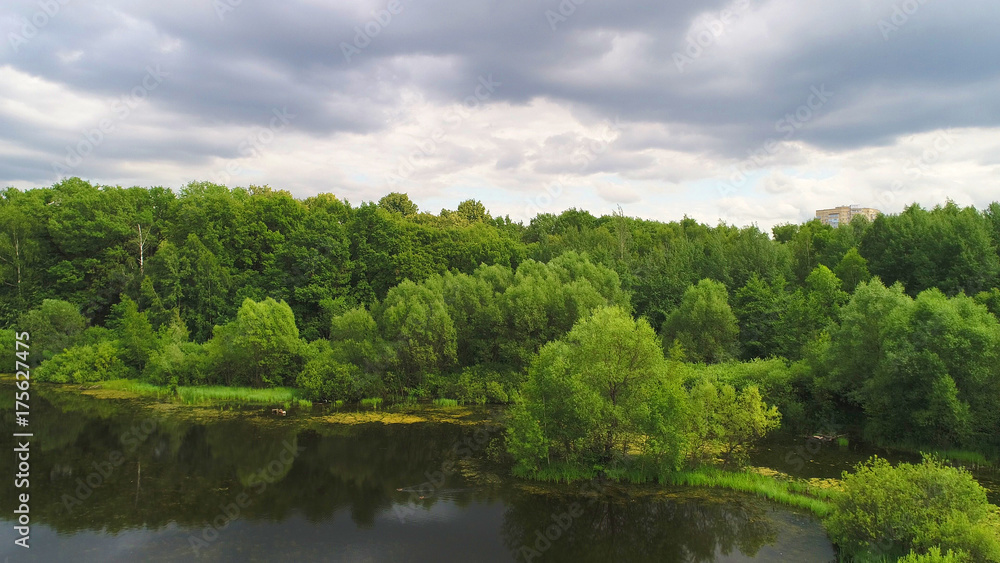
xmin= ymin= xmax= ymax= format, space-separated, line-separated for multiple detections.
xmin=664 ymin=468 xmax=835 ymax=518
xmin=93 ymin=379 xmax=307 ymax=406
xmin=360 ymin=397 xmax=383 ymax=410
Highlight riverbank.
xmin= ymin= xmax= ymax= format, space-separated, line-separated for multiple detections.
xmin=13 ymin=377 xmax=1000 ymax=561
xmin=513 ymin=461 xmax=837 ymax=518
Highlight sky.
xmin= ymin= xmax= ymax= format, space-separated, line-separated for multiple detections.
xmin=2 ymin=0 xmax=999 ymax=230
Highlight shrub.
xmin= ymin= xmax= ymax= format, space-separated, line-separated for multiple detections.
xmin=17 ymin=299 xmax=87 ymax=366
xmin=144 ymin=342 xmax=211 ymax=386
xmin=826 ymin=455 xmax=1000 ymax=562
xmin=898 ymin=547 xmax=968 ymax=562
xmin=296 ymin=348 xmax=368 ymax=402
xmin=443 ymin=365 xmax=517 ymax=404
xmin=35 ymin=341 xmax=129 ymax=383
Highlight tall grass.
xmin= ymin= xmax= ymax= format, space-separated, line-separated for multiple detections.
xmin=515 ymin=461 xmax=835 ymax=518
xmin=663 ymin=468 xmax=835 ymax=517
xmin=921 ymin=448 xmax=992 ymax=466
xmin=360 ymin=397 xmax=383 ymax=410
xmin=97 ymin=380 xmax=309 ymax=406
xmin=432 ymin=398 xmax=459 ymax=408
xmin=177 ymin=386 xmax=303 ymax=405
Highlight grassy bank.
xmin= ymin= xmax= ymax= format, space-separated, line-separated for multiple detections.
xmin=517 ymin=462 xmax=836 ymax=518
xmin=663 ymin=468 xmax=837 ymax=517
xmin=97 ymin=379 xmax=312 ymax=407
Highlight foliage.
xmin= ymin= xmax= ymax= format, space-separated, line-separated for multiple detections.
xmin=17 ymin=299 xmax=87 ymax=365
xmin=297 ymin=345 xmax=370 ymax=402
xmin=822 ymin=279 xmax=1000 ymax=450
xmin=662 ymin=278 xmax=739 ymax=363
xmin=507 ymin=306 xmax=778 ymax=477
xmin=860 ymin=202 xmax=999 ymax=297
xmin=107 ymin=295 xmax=157 ymax=374
xmin=826 ymin=455 xmax=1000 ymax=562
xmin=687 ymin=382 xmax=781 ymax=467
xmin=8 ymin=180 xmax=1000 ymax=466
xmin=35 ymin=340 xmax=129 ymax=383
xmin=207 ymin=297 xmax=304 ymax=387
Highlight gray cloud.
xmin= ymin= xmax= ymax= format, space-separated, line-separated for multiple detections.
xmin=1 ymin=0 xmax=999 ymax=224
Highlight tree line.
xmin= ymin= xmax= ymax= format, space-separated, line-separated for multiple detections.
xmin=4 ymin=178 xmax=1000 ymax=457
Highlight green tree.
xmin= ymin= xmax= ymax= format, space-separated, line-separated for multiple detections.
xmin=378 ymin=192 xmax=418 ymax=216
xmin=860 ymin=202 xmax=999 ymax=297
xmin=507 ymin=307 xmax=684 ymax=473
xmin=662 ymin=279 xmax=739 ymax=364
xmin=208 ymin=297 xmax=303 ymax=387
xmin=297 ymin=344 xmax=367 ymax=401
xmin=179 ymin=234 xmax=232 ymax=342
xmin=455 ymin=199 xmax=489 ymax=222
xmin=0 ymin=188 xmax=46 ymax=323
xmin=18 ymin=299 xmax=87 ymax=366
xmin=826 ymin=456 xmax=1000 ymax=562
xmin=732 ymin=274 xmax=782 ymax=360
xmin=106 ymin=295 xmax=157 ymax=375
xmin=687 ymin=382 xmax=781 ymax=467
xmin=823 ymin=280 xmax=1000 ymax=448
xmin=377 ymin=280 xmax=457 ymax=393
xmin=833 ymin=247 xmax=871 ymax=292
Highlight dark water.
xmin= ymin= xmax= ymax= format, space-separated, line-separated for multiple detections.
xmin=750 ymin=431 xmax=1000 ymax=506
xmin=0 ymin=383 xmax=839 ymax=562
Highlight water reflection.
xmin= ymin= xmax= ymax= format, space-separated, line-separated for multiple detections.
xmin=0 ymin=383 xmax=835 ymax=562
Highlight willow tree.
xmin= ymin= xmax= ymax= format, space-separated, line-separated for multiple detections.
xmin=507 ymin=306 xmax=687 ymax=475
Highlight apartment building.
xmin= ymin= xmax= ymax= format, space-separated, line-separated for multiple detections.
xmin=815 ymin=205 xmax=880 ymax=227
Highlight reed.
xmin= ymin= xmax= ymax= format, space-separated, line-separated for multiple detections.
xmin=360 ymin=397 xmax=383 ymax=410
xmin=98 ymin=380 xmax=305 ymax=406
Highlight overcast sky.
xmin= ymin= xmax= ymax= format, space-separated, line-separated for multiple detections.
xmin=2 ymin=0 xmax=998 ymax=229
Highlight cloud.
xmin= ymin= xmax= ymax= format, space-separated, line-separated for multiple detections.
xmin=0 ymin=0 xmax=998 ymax=231
xmin=596 ymin=182 xmax=642 ymax=205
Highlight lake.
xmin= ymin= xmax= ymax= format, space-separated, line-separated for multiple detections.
xmin=2 ymin=381 xmax=841 ymax=562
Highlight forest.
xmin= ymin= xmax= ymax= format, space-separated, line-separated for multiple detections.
xmin=3 ymin=178 xmax=1000 ymax=560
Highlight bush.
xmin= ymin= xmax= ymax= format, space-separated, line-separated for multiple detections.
xmin=17 ymin=299 xmax=86 ymax=366
xmin=144 ymin=342 xmax=211 ymax=386
xmin=826 ymin=455 xmax=1000 ymax=562
xmin=441 ymin=365 xmax=518 ymax=404
xmin=35 ymin=341 xmax=130 ymax=383
xmin=684 ymin=358 xmax=807 ymax=429
xmin=296 ymin=348 xmax=370 ymax=402
xmin=687 ymin=381 xmax=781 ymax=468
xmin=898 ymin=547 xmax=968 ymax=562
